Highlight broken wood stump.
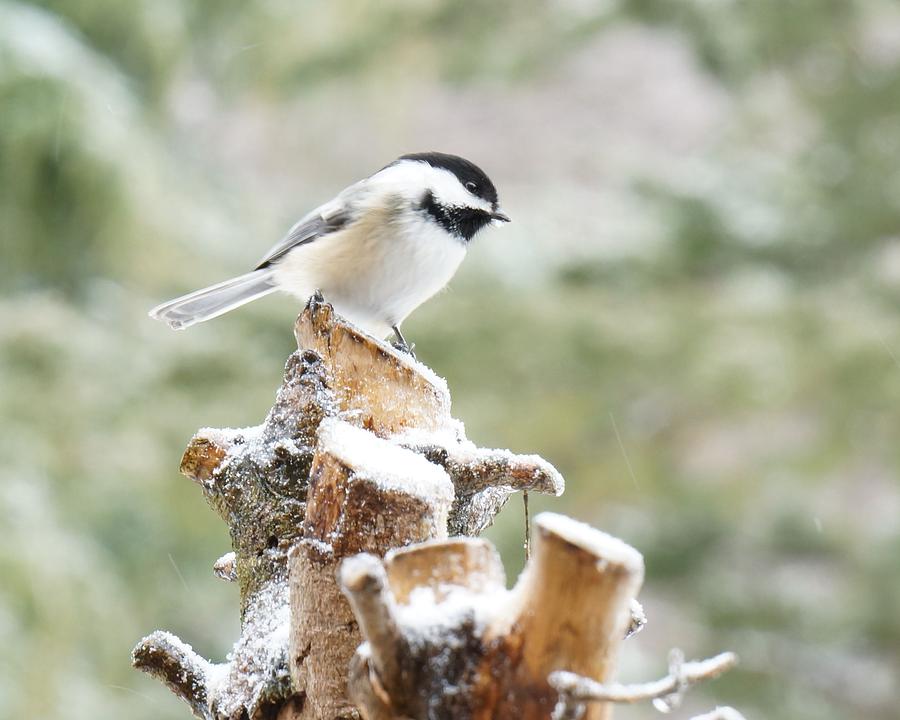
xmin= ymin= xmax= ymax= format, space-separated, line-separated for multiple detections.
xmin=340 ymin=512 xmax=645 ymax=720
xmin=289 ymin=418 xmax=453 ymax=719
xmin=132 ymin=299 xmax=563 ymax=719
xmin=133 ymin=298 xmax=739 ymax=720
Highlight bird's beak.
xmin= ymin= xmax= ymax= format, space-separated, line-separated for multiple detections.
xmin=490 ymin=209 xmax=511 ymax=225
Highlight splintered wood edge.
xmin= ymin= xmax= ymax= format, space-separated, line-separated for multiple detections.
xmin=179 ymin=428 xmax=247 ymax=484
xmin=296 ymin=299 xmax=444 ymax=386
xmin=535 ymin=512 xmax=644 ymax=576
xmin=490 ymin=511 xmax=645 ymax=720
xmin=384 ymin=537 xmax=506 ymax=603
xmin=294 ymin=301 xmax=452 ymax=434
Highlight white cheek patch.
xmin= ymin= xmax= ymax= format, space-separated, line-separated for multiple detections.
xmin=367 ymin=161 xmax=493 ymax=212
xmin=426 ymin=167 xmax=493 ymax=211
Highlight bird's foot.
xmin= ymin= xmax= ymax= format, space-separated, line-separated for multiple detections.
xmin=391 ymin=325 xmax=416 ymax=359
xmin=391 ymin=339 xmax=416 ymax=359
xmin=307 ymin=289 xmax=326 ymax=309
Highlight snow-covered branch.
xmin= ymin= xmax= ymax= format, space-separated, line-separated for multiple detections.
xmin=550 ymin=649 xmax=738 ymax=719
xmin=131 ymin=631 xmax=215 ymax=720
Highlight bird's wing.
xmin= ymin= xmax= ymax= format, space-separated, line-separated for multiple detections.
xmin=254 ymin=189 xmax=359 ymax=269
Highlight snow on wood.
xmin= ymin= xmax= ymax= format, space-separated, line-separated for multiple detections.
xmin=289 ymin=413 xmax=457 ymax=719
xmin=213 ymin=551 xmax=237 ymax=583
xmin=394 ymin=425 xmax=565 ymax=536
xmin=207 ymin=580 xmax=292 ymax=720
xmin=533 ymin=512 xmax=644 ymax=574
xmin=316 ymin=418 xmax=453 ymax=503
xmin=550 ymin=649 xmax=738 ymax=718
xmin=294 ymin=295 xmax=451 ymax=435
xmin=340 ymin=512 xmax=647 ymax=720
xmin=132 ymin=298 xmax=738 ymax=719
xmin=384 ymin=536 xmax=506 ymax=604
xmin=132 ymin=631 xmax=216 ymax=720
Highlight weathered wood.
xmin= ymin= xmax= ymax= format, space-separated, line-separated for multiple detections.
xmin=135 ymin=347 xmax=333 ymax=720
xmin=402 ymin=441 xmax=564 ymax=536
xmin=295 ymin=296 xmax=564 ymax=537
xmin=385 ymin=537 xmax=505 ymax=604
xmin=132 ymin=632 xmax=213 ymax=720
xmin=340 ymin=555 xmax=405 ymax=699
xmin=179 ymin=348 xmax=334 ymax=614
xmin=289 ymin=419 xmax=453 ymax=719
xmin=133 ymin=299 xmax=565 ymax=720
xmin=295 ymin=297 xmax=450 ymax=436
xmin=492 ymin=514 xmax=645 ymax=720
xmin=342 ymin=513 xmax=645 ymax=720
xmin=132 ymin=288 xmax=742 ymax=720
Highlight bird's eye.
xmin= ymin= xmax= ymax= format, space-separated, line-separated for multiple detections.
xmin=465 ymin=181 xmax=478 ymax=194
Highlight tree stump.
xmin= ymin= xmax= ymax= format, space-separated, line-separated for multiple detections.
xmin=289 ymin=418 xmax=454 ymax=719
xmin=340 ymin=513 xmax=644 ymax=720
xmin=133 ymin=298 xmax=738 ymax=719
xmin=133 ymin=299 xmax=564 ymax=719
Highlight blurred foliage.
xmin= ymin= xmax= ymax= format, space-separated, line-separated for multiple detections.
xmin=2 ymin=1 xmax=900 ymax=719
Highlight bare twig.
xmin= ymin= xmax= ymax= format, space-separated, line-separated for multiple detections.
xmin=550 ymin=649 xmax=737 ymax=719
xmin=523 ymin=490 xmax=531 ymax=560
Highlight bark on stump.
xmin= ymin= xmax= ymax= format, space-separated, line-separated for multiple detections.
xmin=340 ymin=513 xmax=645 ymax=720
xmin=132 ymin=299 xmax=563 ymax=720
xmin=289 ymin=418 xmax=453 ymax=719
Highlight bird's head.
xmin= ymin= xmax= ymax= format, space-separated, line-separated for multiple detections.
xmin=380 ymin=152 xmax=510 ymax=242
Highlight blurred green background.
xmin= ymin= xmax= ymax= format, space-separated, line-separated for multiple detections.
xmin=2 ymin=1 xmax=899 ymax=718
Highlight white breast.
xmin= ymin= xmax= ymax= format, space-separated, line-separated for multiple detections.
xmin=271 ymin=204 xmax=466 ymax=338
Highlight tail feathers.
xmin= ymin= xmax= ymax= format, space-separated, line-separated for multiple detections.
xmin=149 ymin=269 xmax=277 ymax=330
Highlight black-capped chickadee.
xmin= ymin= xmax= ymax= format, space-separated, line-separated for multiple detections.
xmin=149 ymin=152 xmax=509 ymax=349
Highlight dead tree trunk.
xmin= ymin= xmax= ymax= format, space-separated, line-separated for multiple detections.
xmin=133 ymin=298 xmax=738 ymax=720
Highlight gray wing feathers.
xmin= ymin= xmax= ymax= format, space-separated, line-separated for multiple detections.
xmin=255 ymin=196 xmax=353 ymax=269
xmin=149 ymin=269 xmax=277 ymax=330
xmin=150 ymin=184 xmax=362 ymax=330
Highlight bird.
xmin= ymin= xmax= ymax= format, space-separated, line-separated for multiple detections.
xmin=149 ymin=152 xmax=510 ymax=352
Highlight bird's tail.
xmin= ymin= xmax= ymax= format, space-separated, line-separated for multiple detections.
xmin=149 ymin=269 xmax=278 ymax=330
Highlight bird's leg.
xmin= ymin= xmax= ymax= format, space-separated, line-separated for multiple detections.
xmin=391 ymin=325 xmax=416 ymax=359
xmin=308 ymin=288 xmax=326 ymax=309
